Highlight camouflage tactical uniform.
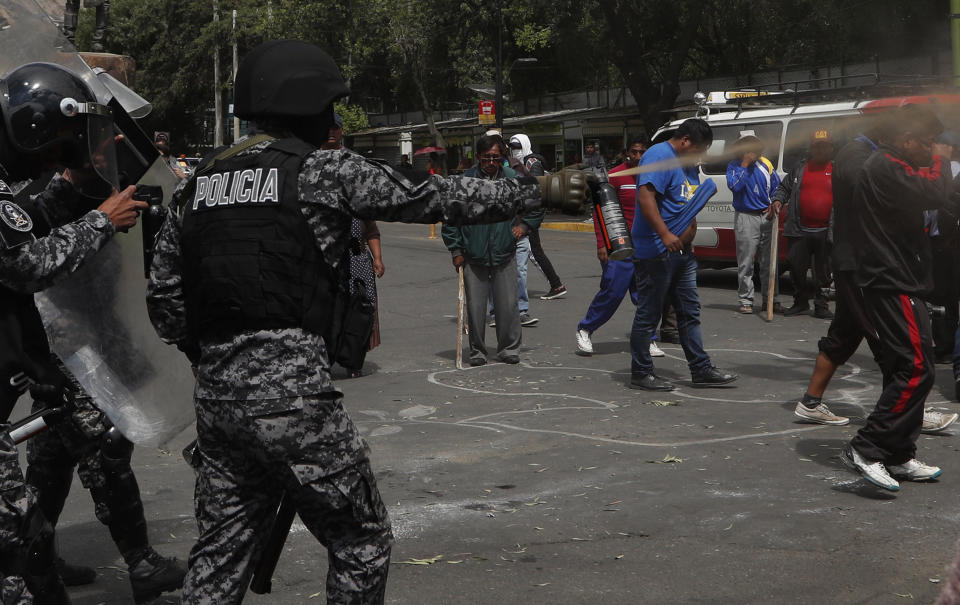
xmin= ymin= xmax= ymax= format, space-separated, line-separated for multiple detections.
xmin=0 ymin=176 xmax=184 ymax=599
xmin=24 ymin=358 xmax=153 ymax=569
xmin=147 ymin=133 xmax=539 ymax=603
xmin=0 ymin=430 xmax=33 ymax=605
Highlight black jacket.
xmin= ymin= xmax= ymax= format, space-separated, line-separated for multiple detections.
xmin=852 ymin=145 xmax=952 ymax=295
xmin=831 ymin=137 xmax=876 ymax=271
xmin=771 ymin=158 xmax=832 ymax=239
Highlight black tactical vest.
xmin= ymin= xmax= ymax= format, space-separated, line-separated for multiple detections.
xmin=179 ymin=138 xmax=334 ymax=342
xmin=0 ymin=180 xmax=61 ymax=418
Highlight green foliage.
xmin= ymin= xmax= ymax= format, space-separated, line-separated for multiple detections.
xmin=334 ymin=102 xmax=369 ymax=134
xmin=85 ymin=0 xmax=949 ymax=150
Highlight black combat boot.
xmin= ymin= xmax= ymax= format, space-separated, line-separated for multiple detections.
xmin=90 ymin=2 xmax=110 ymax=52
xmin=127 ymin=547 xmax=187 ymax=604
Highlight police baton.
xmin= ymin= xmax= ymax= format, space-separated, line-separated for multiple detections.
xmin=249 ymin=491 xmax=297 ymax=594
xmin=766 ymin=206 xmax=780 ymax=321
xmin=456 ymin=266 xmax=466 ymax=370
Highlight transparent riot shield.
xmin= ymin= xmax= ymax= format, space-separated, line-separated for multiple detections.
xmin=4 ymin=0 xmax=196 ymax=446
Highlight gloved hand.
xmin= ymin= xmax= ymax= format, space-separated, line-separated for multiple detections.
xmin=28 ymin=381 xmax=74 ymax=410
xmin=536 ymin=169 xmax=592 ymax=213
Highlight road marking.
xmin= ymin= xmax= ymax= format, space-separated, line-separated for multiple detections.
xmin=407 ymin=350 xmax=857 ymax=447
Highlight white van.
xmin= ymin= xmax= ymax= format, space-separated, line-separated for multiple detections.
xmin=650 ymin=92 xmax=960 ymax=269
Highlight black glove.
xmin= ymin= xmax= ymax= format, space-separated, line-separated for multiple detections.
xmin=536 ymin=169 xmax=592 ymax=213
xmin=28 ymin=381 xmax=74 ymax=410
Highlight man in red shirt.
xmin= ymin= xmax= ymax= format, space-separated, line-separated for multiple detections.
xmin=576 ymin=136 xmax=658 ymax=355
xmin=772 ymin=129 xmax=835 ymax=319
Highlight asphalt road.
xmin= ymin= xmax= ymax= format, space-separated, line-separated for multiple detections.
xmin=31 ymin=221 xmax=960 ymax=604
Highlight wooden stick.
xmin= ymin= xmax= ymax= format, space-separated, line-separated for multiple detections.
xmin=456 ymin=266 xmax=465 ymax=369
xmin=766 ymin=210 xmax=779 ymax=321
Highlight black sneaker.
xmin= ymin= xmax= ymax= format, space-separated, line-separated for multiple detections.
xmin=500 ymin=355 xmax=520 ymax=364
xmin=630 ymin=374 xmax=675 ymax=391
xmin=56 ymin=557 xmax=96 ymax=586
xmin=520 ymin=312 xmax=539 ymax=327
xmin=470 ymin=357 xmax=487 ymax=367
xmin=129 ymin=549 xmax=187 ymax=604
xmin=783 ymin=301 xmax=810 ymax=316
xmin=540 ymin=285 xmax=567 ymax=300
xmin=691 ymin=366 xmax=738 ymax=387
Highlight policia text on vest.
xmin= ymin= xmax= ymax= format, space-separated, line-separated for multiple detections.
xmin=191 ymin=167 xmax=281 ymax=210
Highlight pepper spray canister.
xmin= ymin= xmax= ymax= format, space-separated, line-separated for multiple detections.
xmin=593 ymin=183 xmax=634 ymax=261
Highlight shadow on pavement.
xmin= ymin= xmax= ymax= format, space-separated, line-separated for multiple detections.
xmin=794 ymin=437 xmax=899 ymax=500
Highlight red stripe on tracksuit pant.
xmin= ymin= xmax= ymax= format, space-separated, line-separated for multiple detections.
xmin=850 ymin=290 xmax=933 ymax=465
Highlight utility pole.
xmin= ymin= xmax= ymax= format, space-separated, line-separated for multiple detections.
xmin=232 ymin=8 xmax=240 ymax=142
xmin=213 ymin=0 xmax=223 ymax=147
xmin=495 ymin=0 xmax=503 ymax=130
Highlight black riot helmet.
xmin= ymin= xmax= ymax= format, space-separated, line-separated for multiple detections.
xmin=234 ymin=39 xmax=350 ymax=120
xmin=0 ymin=62 xmax=118 ymax=192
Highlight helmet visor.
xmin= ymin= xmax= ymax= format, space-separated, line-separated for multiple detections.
xmin=81 ymin=109 xmax=119 ymax=193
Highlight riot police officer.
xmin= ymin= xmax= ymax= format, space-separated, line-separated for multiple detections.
xmin=62 ymin=0 xmax=110 ymax=52
xmin=146 ymin=39 xmax=587 ymax=603
xmin=0 ymin=62 xmax=185 ymax=603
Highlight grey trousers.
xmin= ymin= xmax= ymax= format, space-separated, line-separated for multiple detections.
xmin=463 ymin=259 xmax=521 ymax=361
xmin=734 ymin=210 xmax=779 ymax=306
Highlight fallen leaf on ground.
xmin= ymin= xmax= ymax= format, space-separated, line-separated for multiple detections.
xmin=397 ymin=555 xmax=444 ymax=565
xmin=648 ymin=454 xmax=684 ymax=464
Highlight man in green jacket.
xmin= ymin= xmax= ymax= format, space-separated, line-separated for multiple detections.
xmin=442 ymin=134 xmax=543 ymax=365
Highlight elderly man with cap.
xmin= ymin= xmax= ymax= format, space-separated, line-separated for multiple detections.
xmin=146 ymin=39 xmax=588 ymax=603
xmin=726 ymin=131 xmax=782 ymax=314
xmin=771 ymin=128 xmax=836 ymax=319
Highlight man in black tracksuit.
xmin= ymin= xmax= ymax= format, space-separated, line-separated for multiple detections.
xmin=840 ymin=106 xmax=954 ymax=491
xmin=791 ymin=129 xmax=886 ymax=426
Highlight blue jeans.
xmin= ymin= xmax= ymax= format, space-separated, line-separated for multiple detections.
xmin=578 ymin=259 xmax=637 ymax=334
xmin=516 ymin=236 xmax=531 ymax=313
xmin=630 ymin=250 xmax=711 ymax=377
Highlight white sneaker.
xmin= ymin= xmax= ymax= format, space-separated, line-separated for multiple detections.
xmin=887 ymin=458 xmax=942 ymax=481
xmin=840 ymin=444 xmax=900 ymax=491
xmin=575 ymin=329 xmax=593 ymax=355
xmin=794 ymin=402 xmax=850 ymax=426
xmin=649 ymin=341 xmax=665 ymax=357
xmin=921 ymin=410 xmax=959 ymax=434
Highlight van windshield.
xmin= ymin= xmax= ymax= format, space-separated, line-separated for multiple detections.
xmin=782 ymin=116 xmax=861 ymax=173
xmin=702 ymin=122 xmax=783 ymax=175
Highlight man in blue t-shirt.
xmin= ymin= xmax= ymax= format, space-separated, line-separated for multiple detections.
xmin=629 ymin=118 xmax=738 ymax=391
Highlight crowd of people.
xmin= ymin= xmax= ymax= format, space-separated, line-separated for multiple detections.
xmin=3 ymin=31 xmax=960 ymax=603
xmin=445 ymin=107 xmax=960 ymax=498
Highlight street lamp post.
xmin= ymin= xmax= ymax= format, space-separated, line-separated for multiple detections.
xmin=495 ymin=0 xmax=503 ymax=129
xmin=495 ymin=57 xmax=539 ymax=130
xmin=493 ymin=0 xmax=539 ymax=129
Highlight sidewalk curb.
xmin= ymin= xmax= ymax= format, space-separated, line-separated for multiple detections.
xmin=541 ymin=222 xmax=594 ymax=233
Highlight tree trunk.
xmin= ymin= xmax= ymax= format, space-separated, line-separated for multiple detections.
xmin=414 ymin=69 xmax=446 ymax=149
xmin=600 ymin=1 xmax=703 ymax=134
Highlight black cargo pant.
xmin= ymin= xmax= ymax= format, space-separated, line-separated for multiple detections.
xmin=527 ymin=228 xmax=563 ymax=291
xmin=850 ymin=291 xmax=933 ymax=465
xmin=786 ymin=232 xmax=831 ymax=310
